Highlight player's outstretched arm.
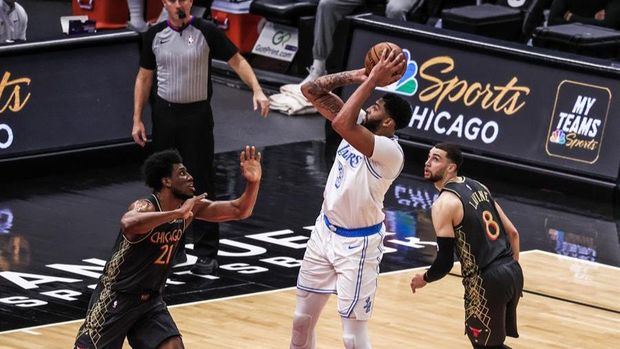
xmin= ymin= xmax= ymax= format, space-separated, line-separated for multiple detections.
xmin=121 ymin=194 xmax=206 ymax=238
xmin=300 ymin=69 xmax=366 ymax=121
xmin=194 ymin=146 xmax=262 ymax=222
xmin=495 ymin=202 xmax=520 ymax=261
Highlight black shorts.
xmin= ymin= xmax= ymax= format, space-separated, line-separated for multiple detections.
xmin=463 ymin=259 xmax=524 ymax=347
xmin=74 ymin=288 xmax=180 ymax=349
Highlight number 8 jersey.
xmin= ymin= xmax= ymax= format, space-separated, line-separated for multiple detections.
xmin=442 ymin=177 xmax=514 ymax=278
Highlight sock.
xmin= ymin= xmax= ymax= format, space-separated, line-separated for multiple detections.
xmin=127 ymin=0 xmax=147 ymax=28
xmin=312 ymin=59 xmax=326 ymax=72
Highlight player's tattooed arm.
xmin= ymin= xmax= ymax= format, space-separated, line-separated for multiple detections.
xmin=133 ymin=199 xmax=154 ymax=213
xmin=301 ymin=70 xmax=366 ymax=121
xmin=313 ymin=69 xmax=366 ymax=91
xmin=302 ymin=83 xmax=343 ymax=121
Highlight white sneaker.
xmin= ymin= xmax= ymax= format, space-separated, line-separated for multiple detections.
xmin=301 ymin=65 xmax=327 ymax=85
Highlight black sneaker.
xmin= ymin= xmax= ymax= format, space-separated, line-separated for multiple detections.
xmin=172 ymin=248 xmax=188 ymax=266
xmin=191 ymin=257 xmax=218 ymax=275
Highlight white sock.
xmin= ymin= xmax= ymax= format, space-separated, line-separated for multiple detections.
xmin=127 ymin=0 xmax=147 ymax=27
xmin=312 ymin=59 xmax=326 ymax=72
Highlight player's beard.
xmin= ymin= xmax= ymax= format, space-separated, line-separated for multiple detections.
xmin=172 ymin=187 xmax=193 ymax=200
xmin=363 ymin=119 xmax=382 ymax=133
xmin=425 ymin=168 xmax=446 ymax=183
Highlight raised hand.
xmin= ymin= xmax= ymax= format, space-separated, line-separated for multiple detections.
xmin=369 ymin=49 xmax=405 ymax=87
xmin=351 ymin=68 xmax=368 ymax=84
xmin=240 ymin=145 xmax=262 ymax=183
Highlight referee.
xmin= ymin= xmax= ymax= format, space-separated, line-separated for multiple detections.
xmin=131 ymin=0 xmax=269 ymax=275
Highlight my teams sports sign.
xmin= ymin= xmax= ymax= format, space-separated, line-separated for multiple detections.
xmin=342 ymin=19 xmax=620 ymax=182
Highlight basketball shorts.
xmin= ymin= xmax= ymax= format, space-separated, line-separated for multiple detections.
xmin=297 ymin=214 xmax=386 ymax=320
xmin=74 ymin=286 xmax=180 ymax=349
xmin=464 ymin=259 xmax=524 ymax=347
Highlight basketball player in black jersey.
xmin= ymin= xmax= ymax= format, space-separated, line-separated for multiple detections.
xmin=409 ymin=143 xmax=523 ymax=349
xmin=74 ymin=146 xmax=261 ymax=349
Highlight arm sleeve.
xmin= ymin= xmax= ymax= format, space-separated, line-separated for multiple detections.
xmin=368 ymin=136 xmax=404 ymax=179
xmin=139 ymin=26 xmax=159 ymax=70
xmin=199 ymin=20 xmax=238 ymax=61
xmin=423 ymin=237 xmax=456 ymax=283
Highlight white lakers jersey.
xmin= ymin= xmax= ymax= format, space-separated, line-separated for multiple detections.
xmin=322 ymin=135 xmax=404 ymax=228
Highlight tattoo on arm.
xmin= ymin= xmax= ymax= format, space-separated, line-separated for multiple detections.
xmin=314 ymin=71 xmax=358 ymax=91
xmin=303 ymin=71 xmax=359 ymax=120
xmin=134 ymin=200 xmax=153 ymax=212
xmin=316 ymin=94 xmax=343 ymax=116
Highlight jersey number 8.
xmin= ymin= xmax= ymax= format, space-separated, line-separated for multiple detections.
xmin=482 ymin=210 xmax=500 ymax=241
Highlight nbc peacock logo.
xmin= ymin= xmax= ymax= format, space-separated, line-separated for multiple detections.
xmin=376 ymin=49 xmax=418 ymax=96
xmin=549 ymin=129 xmax=566 ymax=145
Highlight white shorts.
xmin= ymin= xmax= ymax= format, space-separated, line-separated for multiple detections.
xmin=297 ymin=214 xmax=385 ymax=320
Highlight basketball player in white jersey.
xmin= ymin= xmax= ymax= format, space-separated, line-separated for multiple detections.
xmin=290 ymin=50 xmax=411 ymax=348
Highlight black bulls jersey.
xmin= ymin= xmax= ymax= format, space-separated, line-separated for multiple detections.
xmin=97 ymin=194 xmax=186 ymax=294
xmin=442 ymin=177 xmax=513 ymax=278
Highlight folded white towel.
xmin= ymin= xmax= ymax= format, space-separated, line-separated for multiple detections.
xmin=269 ymin=84 xmax=317 ymax=116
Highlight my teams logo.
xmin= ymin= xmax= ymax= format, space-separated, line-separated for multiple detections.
xmin=376 ymin=49 xmax=418 ymax=96
xmin=549 ymin=129 xmax=566 ymax=145
xmin=545 ymin=80 xmax=611 ymax=164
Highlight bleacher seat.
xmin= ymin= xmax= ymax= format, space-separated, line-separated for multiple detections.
xmin=250 ymin=0 xmax=319 ymax=26
xmin=533 ymin=23 xmax=620 ymax=60
xmin=442 ymin=3 xmax=523 ymax=41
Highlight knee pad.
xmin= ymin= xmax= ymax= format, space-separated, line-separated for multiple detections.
xmin=291 ymin=312 xmax=313 ymax=348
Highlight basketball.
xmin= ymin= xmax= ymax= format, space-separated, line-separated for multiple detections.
xmin=364 ymin=42 xmax=406 ymax=81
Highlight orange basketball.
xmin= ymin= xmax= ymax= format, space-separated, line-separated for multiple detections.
xmin=364 ymin=42 xmax=406 ymax=83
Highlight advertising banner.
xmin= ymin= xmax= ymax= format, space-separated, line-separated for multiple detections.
xmin=343 ymin=23 xmax=620 ymax=181
xmin=0 ymin=41 xmax=141 ymax=160
xmin=252 ymin=21 xmax=299 ymax=62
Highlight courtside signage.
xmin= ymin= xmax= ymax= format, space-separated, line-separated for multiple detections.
xmin=545 ymin=80 xmax=611 ymax=164
xmin=252 ymin=21 xmax=299 ymax=62
xmin=343 ymin=24 xmax=620 ymax=181
xmin=0 ymin=42 xmax=139 ymax=160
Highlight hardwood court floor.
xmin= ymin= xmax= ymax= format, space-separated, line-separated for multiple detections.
xmin=0 ymin=250 xmax=618 ymax=348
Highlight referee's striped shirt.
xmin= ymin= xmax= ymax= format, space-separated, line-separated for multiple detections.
xmin=140 ymin=17 xmax=238 ymax=104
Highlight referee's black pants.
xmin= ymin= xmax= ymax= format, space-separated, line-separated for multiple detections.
xmin=152 ymin=96 xmax=219 ymax=261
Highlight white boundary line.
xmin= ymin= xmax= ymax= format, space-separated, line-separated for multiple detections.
xmin=3 ymin=252 xmax=618 ymax=335
xmin=0 ymin=266 xmax=430 ymax=336
xmin=0 ymin=319 xmax=83 ymax=335
xmin=526 ymin=249 xmax=620 ymax=271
